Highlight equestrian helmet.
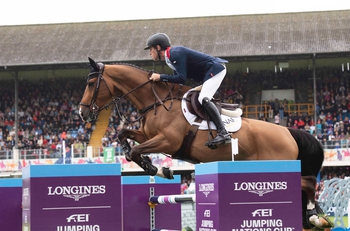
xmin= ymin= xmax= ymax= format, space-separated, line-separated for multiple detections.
xmin=144 ymin=33 xmax=171 ymax=50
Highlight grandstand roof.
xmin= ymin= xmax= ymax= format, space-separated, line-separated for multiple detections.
xmin=1 ymin=10 xmax=350 ymax=68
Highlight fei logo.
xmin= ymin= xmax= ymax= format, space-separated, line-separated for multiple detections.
xmin=252 ymin=209 xmax=273 ymax=217
xmin=67 ymin=214 xmax=90 ymax=223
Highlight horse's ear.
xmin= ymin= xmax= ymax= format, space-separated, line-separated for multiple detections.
xmin=88 ymin=57 xmax=99 ymax=72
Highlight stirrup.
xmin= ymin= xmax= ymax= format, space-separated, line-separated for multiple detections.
xmin=205 ymin=133 xmax=231 ymax=149
xmin=211 ymin=134 xmax=231 ymax=145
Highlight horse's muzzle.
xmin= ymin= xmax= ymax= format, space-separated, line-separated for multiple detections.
xmin=79 ymin=106 xmax=96 ymax=122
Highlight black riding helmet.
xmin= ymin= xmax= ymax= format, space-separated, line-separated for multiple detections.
xmin=144 ymin=33 xmax=171 ymax=50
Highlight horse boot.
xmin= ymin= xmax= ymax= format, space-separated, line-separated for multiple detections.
xmin=120 ymin=139 xmax=132 ymax=161
xmin=202 ymin=97 xmax=231 ymax=146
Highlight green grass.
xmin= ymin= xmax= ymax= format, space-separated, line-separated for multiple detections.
xmin=327 ymin=216 xmax=348 ymax=228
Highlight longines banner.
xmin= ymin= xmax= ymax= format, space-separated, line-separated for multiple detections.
xmin=22 ymin=164 xmax=121 ymax=231
xmin=195 ymin=161 xmax=302 ymax=231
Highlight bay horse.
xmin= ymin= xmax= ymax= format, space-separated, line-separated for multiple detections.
xmin=79 ymin=58 xmax=332 ymax=230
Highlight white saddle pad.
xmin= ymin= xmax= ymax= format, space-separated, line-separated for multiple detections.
xmin=181 ymin=90 xmax=242 ymax=132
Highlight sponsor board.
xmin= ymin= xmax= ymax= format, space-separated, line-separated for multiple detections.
xmin=0 ymin=179 xmax=22 ymax=231
xmin=196 ymin=161 xmax=302 ymax=231
xmin=22 ymin=164 xmax=121 ymax=230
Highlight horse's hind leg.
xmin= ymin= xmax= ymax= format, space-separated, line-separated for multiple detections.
xmin=301 ymin=176 xmax=316 ymax=229
xmin=301 ymin=176 xmax=333 ymax=230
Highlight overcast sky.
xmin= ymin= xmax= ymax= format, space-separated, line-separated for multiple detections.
xmin=2 ymin=0 xmax=350 ymax=26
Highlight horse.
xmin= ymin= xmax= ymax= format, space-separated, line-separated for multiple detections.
xmin=79 ymin=58 xmax=332 ymax=230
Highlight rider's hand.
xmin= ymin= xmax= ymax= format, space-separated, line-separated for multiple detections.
xmin=150 ymin=73 xmax=161 ymax=82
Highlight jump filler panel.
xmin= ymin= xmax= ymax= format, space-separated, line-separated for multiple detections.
xmin=195 ymin=161 xmax=302 ymax=231
xmin=22 ymin=164 xmax=122 ymax=231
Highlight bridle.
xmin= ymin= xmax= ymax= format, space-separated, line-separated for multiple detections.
xmin=80 ymin=62 xmax=181 ymax=123
xmin=79 ymin=63 xmax=112 ymax=121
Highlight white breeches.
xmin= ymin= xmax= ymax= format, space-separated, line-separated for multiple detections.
xmin=198 ymin=67 xmax=227 ymax=104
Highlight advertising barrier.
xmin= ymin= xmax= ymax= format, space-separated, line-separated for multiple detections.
xmin=22 ymin=164 xmax=122 ymax=231
xmin=195 ymin=161 xmax=302 ymax=231
xmin=0 ymin=178 xmax=22 ymax=231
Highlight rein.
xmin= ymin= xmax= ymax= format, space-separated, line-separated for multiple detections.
xmin=115 ymin=75 xmax=177 ymax=124
xmin=82 ymin=62 xmax=182 ymax=124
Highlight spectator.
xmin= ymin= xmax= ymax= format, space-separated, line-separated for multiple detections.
xmin=268 ymin=99 xmax=274 ymax=118
xmin=297 ymin=118 xmax=305 ymax=130
xmin=279 ymin=100 xmax=285 ymax=120
xmin=274 ymin=113 xmax=280 ymax=125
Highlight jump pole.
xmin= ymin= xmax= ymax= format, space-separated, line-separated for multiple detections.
xmin=149 ymin=194 xmax=196 ymax=205
xmin=148 ymin=194 xmax=195 ymax=231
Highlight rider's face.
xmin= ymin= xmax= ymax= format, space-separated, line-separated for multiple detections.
xmin=149 ymin=46 xmax=159 ymax=61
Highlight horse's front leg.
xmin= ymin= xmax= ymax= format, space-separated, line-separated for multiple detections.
xmin=117 ymin=128 xmax=147 ymax=161
xmin=117 ymin=129 xmax=174 ymax=179
xmin=128 ymin=134 xmax=177 ymax=179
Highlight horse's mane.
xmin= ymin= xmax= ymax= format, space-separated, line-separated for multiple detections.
xmin=108 ymin=62 xmax=192 ymax=91
xmin=110 ymin=62 xmax=152 ymax=73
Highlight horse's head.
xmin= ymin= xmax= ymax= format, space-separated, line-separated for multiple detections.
xmin=79 ymin=57 xmax=177 ymax=123
xmin=79 ymin=57 xmax=113 ymax=122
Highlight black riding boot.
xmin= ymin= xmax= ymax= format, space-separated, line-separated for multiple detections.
xmin=202 ymin=97 xmax=231 ymax=145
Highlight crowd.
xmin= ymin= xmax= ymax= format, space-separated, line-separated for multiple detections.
xmin=0 ymin=75 xmax=172 ymax=158
xmin=251 ymin=66 xmax=350 ymax=150
xmin=0 ymin=66 xmax=350 ymax=181
xmin=283 ymin=68 xmax=350 ymax=149
xmin=0 ymin=78 xmax=90 ymax=158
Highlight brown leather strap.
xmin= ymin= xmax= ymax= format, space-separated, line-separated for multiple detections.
xmin=151 ymin=82 xmax=174 ymax=113
xmin=172 ymin=117 xmax=202 ymax=164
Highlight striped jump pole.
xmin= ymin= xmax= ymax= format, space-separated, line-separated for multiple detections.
xmin=149 ymin=194 xmax=196 ymax=205
xmin=148 ymin=194 xmax=194 ymax=231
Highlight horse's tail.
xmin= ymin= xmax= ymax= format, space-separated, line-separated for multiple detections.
xmin=287 ymin=128 xmax=324 ymax=177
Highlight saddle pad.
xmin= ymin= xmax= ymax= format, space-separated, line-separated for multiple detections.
xmin=181 ymin=90 xmax=242 ymax=132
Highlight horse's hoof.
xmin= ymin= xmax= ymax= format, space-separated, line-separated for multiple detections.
xmin=162 ymin=167 xmax=174 ymax=179
xmin=309 ymin=215 xmax=333 ymax=229
xmin=125 ymin=154 xmax=132 ymax=162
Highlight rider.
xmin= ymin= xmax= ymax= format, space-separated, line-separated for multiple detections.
xmin=144 ymin=33 xmax=231 ymax=146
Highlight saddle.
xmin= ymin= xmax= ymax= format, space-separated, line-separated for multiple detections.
xmin=185 ymin=89 xmax=240 ymax=120
xmin=173 ymin=88 xmax=242 ymax=162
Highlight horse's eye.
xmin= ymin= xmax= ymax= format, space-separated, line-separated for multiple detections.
xmin=88 ymin=82 xmax=95 ymax=87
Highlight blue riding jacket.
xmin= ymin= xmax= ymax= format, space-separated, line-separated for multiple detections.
xmin=160 ymin=46 xmax=228 ymax=84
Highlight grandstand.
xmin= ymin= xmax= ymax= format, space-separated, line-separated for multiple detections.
xmin=0 ymin=10 xmax=350 ymax=177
